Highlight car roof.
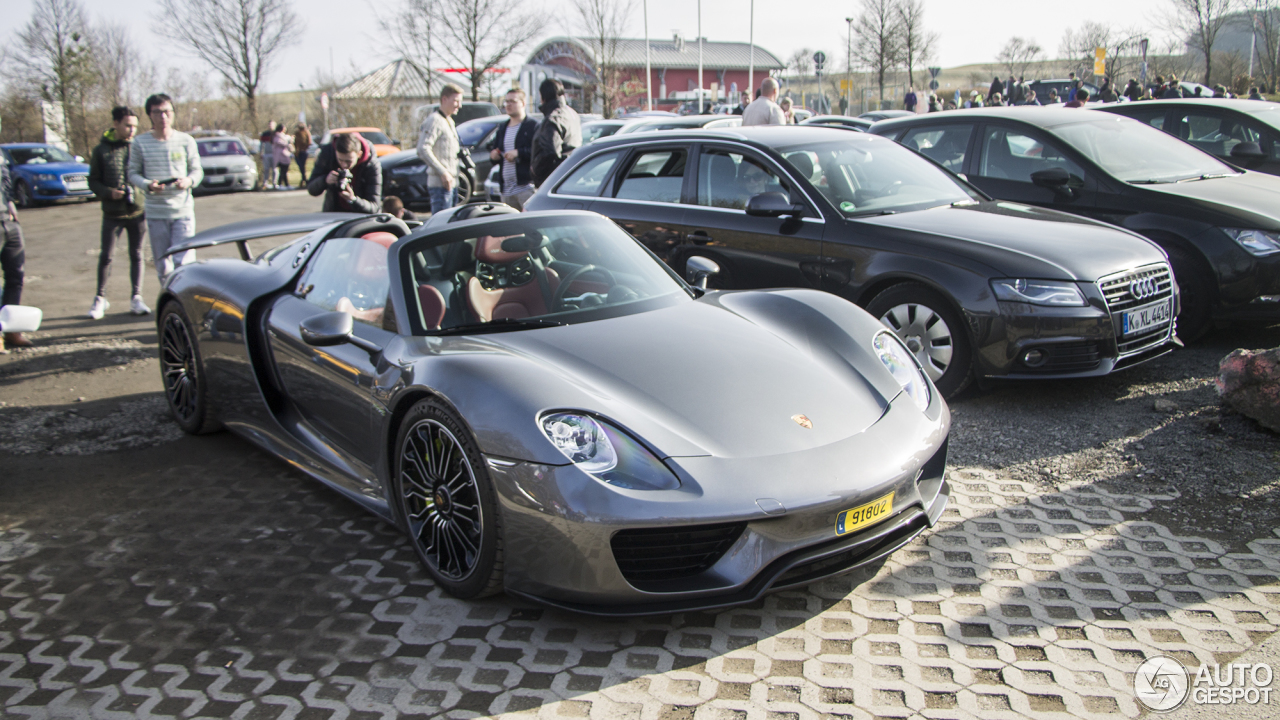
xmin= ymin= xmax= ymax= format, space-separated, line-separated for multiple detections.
xmin=589 ymin=124 xmax=883 ymax=150
xmin=0 ymin=143 xmax=57 ymax=149
xmin=870 ymin=106 xmax=1118 ymax=133
xmin=1100 ymin=98 xmax=1280 ymax=115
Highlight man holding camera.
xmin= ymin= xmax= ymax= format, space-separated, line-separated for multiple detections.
xmin=306 ymin=131 xmax=382 ymax=214
xmin=128 ymin=93 xmax=203 ymax=280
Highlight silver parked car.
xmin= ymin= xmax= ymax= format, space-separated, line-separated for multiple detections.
xmin=195 ymin=137 xmax=257 ymax=194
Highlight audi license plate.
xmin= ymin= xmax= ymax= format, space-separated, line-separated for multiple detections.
xmin=1122 ymin=299 xmax=1172 ymax=335
xmin=65 ymin=178 xmax=88 ymax=191
xmin=835 ymin=492 xmax=894 ymax=536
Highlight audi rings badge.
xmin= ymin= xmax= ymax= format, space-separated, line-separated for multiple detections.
xmin=1129 ymin=276 xmax=1158 ymax=300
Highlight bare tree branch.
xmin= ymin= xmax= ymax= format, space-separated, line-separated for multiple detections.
xmin=1167 ymin=0 xmax=1236 ymax=83
xmin=573 ymin=0 xmax=635 ymax=117
xmin=895 ymin=0 xmax=936 ymax=90
xmin=852 ymin=0 xmax=904 ymax=105
xmin=995 ymin=37 xmax=1044 ymax=79
xmin=431 ymin=0 xmax=546 ymax=101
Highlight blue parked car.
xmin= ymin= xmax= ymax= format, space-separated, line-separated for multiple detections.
xmin=0 ymin=143 xmax=93 ymax=207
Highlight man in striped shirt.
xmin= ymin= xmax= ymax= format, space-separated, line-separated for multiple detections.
xmin=487 ymin=88 xmax=537 ymax=210
xmin=128 ymin=93 xmax=203 ymax=280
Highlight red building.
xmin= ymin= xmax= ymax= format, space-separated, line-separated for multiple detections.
xmin=520 ymin=35 xmax=785 ymax=113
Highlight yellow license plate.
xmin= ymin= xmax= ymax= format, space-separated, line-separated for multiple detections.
xmin=835 ymin=492 xmax=894 ymax=535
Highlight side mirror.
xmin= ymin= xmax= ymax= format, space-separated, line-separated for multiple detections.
xmin=745 ymin=192 xmax=803 ymax=217
xmin=1030 ymin=167 xmax=1071 ymax=188
xmin=300 ymin=311 xmax=353 ymax=346
xmin=300 ymin=311 xmax=382 ymax=356
xmin=1231 ymin=141 xmax=1266 ymax=168
xmin=686 ymin=255 xmax=720 ymax=290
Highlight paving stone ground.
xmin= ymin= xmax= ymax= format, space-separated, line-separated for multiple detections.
xmin=3 ymin=448 xmax=1278 ymax=719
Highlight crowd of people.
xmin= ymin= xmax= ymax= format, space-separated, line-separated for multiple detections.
xmin=910 ymin=70 xmax=1268 ymax=112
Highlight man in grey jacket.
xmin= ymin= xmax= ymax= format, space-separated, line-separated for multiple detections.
xmin=416 ymin=83 xmax=462 ymax=214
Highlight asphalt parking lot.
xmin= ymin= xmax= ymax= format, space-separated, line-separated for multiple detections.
xmin=2 ymin=191 xmax=1279 ymax=719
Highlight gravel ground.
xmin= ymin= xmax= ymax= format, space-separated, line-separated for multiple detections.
xmin=947 ymin=322 xmax=1280 ymax=553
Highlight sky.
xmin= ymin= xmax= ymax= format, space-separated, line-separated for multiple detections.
xmin=0 ymin=0 xmax=1175 ymax=95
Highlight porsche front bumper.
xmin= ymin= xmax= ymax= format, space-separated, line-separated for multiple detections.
xmin=485 ymin=395 xmax=950 ymax=615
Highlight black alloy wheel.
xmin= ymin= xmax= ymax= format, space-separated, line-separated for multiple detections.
xmin=456 ymin=171 xmax=474 ymax=202
xmin=14 ymin=181 xmax=32 ymax=209
xmin=866 ymin=283 xmax=973 ymax=398
xmin=394 ymin=399 xmax=503 ymax=598
xmin=1166 ymin=247 xmax=1212 ymax=342
xmin=158 ymin=303 xmax=220 ymax=434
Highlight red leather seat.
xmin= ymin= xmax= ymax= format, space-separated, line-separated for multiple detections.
xmin=466 ymin=235 xmax=559 ymax=322
xmin=417 ymin=285 xmax=446 ymax=329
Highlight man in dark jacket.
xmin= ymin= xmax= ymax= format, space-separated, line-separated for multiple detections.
xmin=307 ymin=132 xmax=382 ymax=213
xmin=531 ymin=78 xmax=582 ymax=187
xmin=0 ymin=143 xmax=28 ymax=351
xmin=488 ymin=88 xmax=538 ymax=210
xmin=87 ymin=106 xmax=148 ymax=320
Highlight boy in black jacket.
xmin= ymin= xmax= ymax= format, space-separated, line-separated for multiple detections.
xmin=488 ymin=88 xmax=538 ymax=210
xmin=87 ymin=106 xmax=148 ymax=319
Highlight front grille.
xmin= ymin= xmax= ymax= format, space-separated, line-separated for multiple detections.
xmin=1097 ymin=263 xmax=1175 ymax=355
xmin=772 ymin=512 xmax=928 ymax=589
xmin=611 ymin=521 xmax=746 ymax=590
xmin=205 ymin=167 xmax=229 ymax=175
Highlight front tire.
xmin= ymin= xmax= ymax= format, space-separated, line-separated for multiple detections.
xmin=456 ymin=171 xmax=474 ymax=202
xmin=393 ymin=399 xmax=503 ymax=598
xmin=866 ymin=283 xmax=972 ymax=398
xmin=158 ymin=303 xmax=221 ymax=434
xmin=1166 ymin=247 xmax=1213 ymax=342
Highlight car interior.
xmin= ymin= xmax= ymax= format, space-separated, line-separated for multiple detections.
xmin=698 ymin=151 xmax=789 ymax=209
xmin=978 ymin=129 xmax=1083 ymax=183
xmin=294 ymin=216 xmax=411 ymax=332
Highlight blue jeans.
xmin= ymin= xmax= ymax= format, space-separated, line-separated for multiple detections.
xmin=429 ymin=186 xmax=458 ymax=215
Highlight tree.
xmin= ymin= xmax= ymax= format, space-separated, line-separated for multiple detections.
xmin=95 ymin=23 xmax=145 ymax=107
xmin=3 ymin=0 xmax=98 ymax=153
xmin=852 ymin=0 xmax=903 ymax=106
xmin=154 ymin=0 xmax=302 ymax=132
xmin=1168 ymin=0 xmax=1237 ymax=84
xmin=1244 ymin=0 xmax=1280 ymax=92
xmin=788 ymin=48 xmax=814 ymax=81
xmin=431 ymin=0 xmax=546 ymax=101
xmin=375 ymin=0 xmax=438 ymax=98
xmin=996 ymin=37 xmax=1044 ymax=80
xmin=896 ymin=0 xmax=936 ymax=90
xmin=573 ymin=0 xmax=636 ymax=117
xmin=1060 ymin=21 xmax=1143 ymax=84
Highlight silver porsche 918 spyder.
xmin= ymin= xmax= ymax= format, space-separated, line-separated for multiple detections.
xmin=155 ymin=204 xmax=951 ymax=615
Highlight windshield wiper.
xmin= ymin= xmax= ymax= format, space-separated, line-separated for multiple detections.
xmin=1183 ymin=173 xmax=1237 ymax=181
xmin=847 ymin=209 xmax=898 ymax=217
xmin=429 ymin=318 xmax=566 ymax=336
xmin=1128 ymin=179 xmax=1175 ymax=184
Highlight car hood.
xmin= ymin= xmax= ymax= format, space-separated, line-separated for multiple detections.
xmin=412 ymin=290 xmax=905 ymax=463
xmin=200 ymin=155 xmax=253 ymax=169
xmin=1132 ymin=172 xmax=1280 ymax=230
xmin=859 ymin=201 xmax=1166 ymax=280
xmin=17 ymin=161 xmax=87 ymax=175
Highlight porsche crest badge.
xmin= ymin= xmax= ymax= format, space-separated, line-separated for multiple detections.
xmin=791 ymin=414 xmax=813 ymax=429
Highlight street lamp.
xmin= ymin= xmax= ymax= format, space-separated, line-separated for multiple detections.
xmin=845 ymin=17 xmax=854 ymax=116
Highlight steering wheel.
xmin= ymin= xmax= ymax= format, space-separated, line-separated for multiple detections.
xmin=552 ymin=264 xmax=617 ymax=311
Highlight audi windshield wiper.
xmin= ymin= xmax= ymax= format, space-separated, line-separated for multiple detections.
xmin=1183 ymin=173 xmax=1237 ymax=181
xmin=429 ymin=318 xmax=566 ymax=336
xmin=847 ymin=209 xmax=898 ymax=217
xmin=1128 ymin=179 xmax=1175 ymax=185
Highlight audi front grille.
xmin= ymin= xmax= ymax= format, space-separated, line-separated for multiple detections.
xmin=1097 ymin=263 xmax=1176 ymax=355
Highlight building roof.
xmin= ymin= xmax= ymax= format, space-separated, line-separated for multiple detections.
xmin=527 ymin=36 xmax=785 ymax=72
xmin=334 ymin=59 xmax=453 ymax=100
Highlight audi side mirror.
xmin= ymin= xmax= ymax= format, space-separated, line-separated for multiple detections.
xmin=1030 ymin=167 xmax=1071 ymax=188
xmin=745 ymin=192 xmax=803 ymax=218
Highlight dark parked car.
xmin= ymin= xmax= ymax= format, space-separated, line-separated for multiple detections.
xmin=526 ymin=126 xmax=1178 ymax=397
xmin=1026 ymin=79 xmax=1099 ymax=103
xmin=382 ymin=116 xmax=508 ymax=209
xmin=871 ymin=107 xmax=1280 ymax=339
xmin=152 ymin=207 xmax=950 ymax=613
xmin=0 ymin=143 xmax=93 ymax=207
xmin=416 ymin=101 xmax=501 ymax=126
xmin=800 ymin=115 xmax=872 ymax=131
xmin=1097 ymin=99 xmax=1280 ymax=175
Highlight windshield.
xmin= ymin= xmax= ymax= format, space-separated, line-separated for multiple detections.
xmin=9 ymin=146 xmax=75 ymax=165
xmin=359 ymin=131 xmax=393 ymax=145
xmin=776 ymin=137 xmax=978 ymax=216
xmin=1051 ymin=117 xmax=1237 ymax=183
xmin=402 ymin=214 xmax=689 ymax=334
xmin=582 ymin=122 xmax=621 ymax=143
xmin=197 ymin=140 xmax=247 ymax=156
xmin=458 ymin=118 xmax=502 ymax=146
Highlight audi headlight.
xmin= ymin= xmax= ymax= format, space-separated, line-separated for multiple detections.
xmin=991 ymin=278 xmax=1087 ymax=306
xmin=540 ymin=412 xmax=680 ymax=490
xmin=35 ymin=173 xmax=55 ymax=182
xmin=874 ymin=331 xmax=931 ymax=411
xmin=1223 ymin=228 xmax=1280 ymax=257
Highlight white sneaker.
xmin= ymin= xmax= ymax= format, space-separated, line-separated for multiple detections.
xmin=88 ymin=296 xmax=109 ymax=320
xmin=130 ymin=295 xmax=151 ymax=315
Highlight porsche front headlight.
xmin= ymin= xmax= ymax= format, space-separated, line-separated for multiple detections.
xmin=1223 ymin=228 xmax=1280 ymax=257
xmin=874 ymin=331 xmax=931 ymax=411
xmin=540 ymin=412 xmax=680 ymax=490
xmin=991 ymin=278 xmax=1087 ymax=306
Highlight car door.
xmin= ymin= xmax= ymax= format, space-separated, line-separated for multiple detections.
xmin=590 ymin=144 xmax=691 ymax=262
xmin=677 ymin=144 xmax=825 ymax=289
xmin=1167 ymin=107 xmax=1280 ymax=175
xmin=265 ymin=235 xmax=395 ymax=473
xmin=967 ymin=122 xmax=1098 ymax=212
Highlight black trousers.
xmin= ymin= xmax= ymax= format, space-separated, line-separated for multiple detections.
xmin=98 ymin=215 xmax=146 ymax=297
xmin=296 ymin=155 xmax=308 ymax=185
xmin=0 ymin=217 xmax=23 ymax=308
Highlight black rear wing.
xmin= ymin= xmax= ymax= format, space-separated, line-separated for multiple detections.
xmin=164 ymin=213 xmax=367 ymax=260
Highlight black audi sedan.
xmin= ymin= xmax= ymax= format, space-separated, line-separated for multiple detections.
xmin=525 ymin=126 xmax=1178 ymax=397
xmin=871 ymin=107 xmax=1280 ymax=339
xmin=1096 ymin=99 xmax=1280 ymax=176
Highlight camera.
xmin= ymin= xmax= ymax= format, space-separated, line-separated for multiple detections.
xmin=336 ymin=168 xmax=353 ymax=193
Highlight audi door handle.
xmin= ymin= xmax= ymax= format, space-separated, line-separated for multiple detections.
xmin=687 ymin=232 xmax=712 ymax=245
